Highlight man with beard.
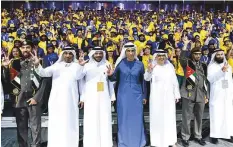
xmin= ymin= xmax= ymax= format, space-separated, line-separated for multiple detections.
xmin=2 ymin=40 xmax=43 ymax=147
xmin=180 ymin=47 xmax=208 ymax=147
xmin=33 ymin=46 xmax=88 ymax=147
xmin=79 ymin=46 xmax=115 ymax=147
xmin=207 ymin=49 xmax=233 ymax=144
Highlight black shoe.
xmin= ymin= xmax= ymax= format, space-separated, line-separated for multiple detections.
xmin=194 ymin=138 xmax=206 ymax=146
xmin=230 ymin=136 xmax=233 ymax=143
xmin=226 ymin=136 xmax=233 ymax=143
xmin=211 ymin=138 xmax=219 ymax=144
xmin=181 ymin=140 xmax=189 ymax=147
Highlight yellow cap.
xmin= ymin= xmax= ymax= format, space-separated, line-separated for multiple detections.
xmin=92 ymin=37 xmax=98 ymax=41
xmin=162 ymin=34 xmax=168 ymax=40
xmin=193 ymin=32 xmax=200 ymax=37
xmin=144 ymin=45 xmax=151 ymax=49
xmin=100 ymin=28 xmax=107 ymax=31
xmin=33 ymin=24 xmax=38 ymax=28
xmin=10 ymin=24 xmax=15 ymax=27
xmin=107 ymin=46 xmax=114 ymax=52
xmin=224 ymin=37 xmax=230 ymax=42
xmin=110 ymin=29 xmax=117 ymax=33
xmin=138 ymin=32 xmax=145 ymax=36
xmin=128 ymin=36 xmax=134 ymax=41
xmin=73 ymin=14 xmax=79 ymax=19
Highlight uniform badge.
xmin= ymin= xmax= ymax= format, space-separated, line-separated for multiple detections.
xmin=13 ymin=88 xmax=19 ymax=95
xmin=187 ymin=85 xmax=193 ymax=90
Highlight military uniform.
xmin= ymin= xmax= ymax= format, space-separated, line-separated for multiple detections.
xmin=3 ymin=58 xmax=42 ymax=147
xmin=180 ymin=57 xmax=208 ymax=142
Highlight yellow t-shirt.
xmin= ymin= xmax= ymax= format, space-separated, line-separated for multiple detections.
xmin=67 ymin=34 xmax=75 ymax=44
xmin=54 ymin=47 xmax=62 ymax=55
xmin=73 ymin=37 xmax=88 ymax=49
xmin=187 ymin=21 xmax=193 ymax=28
xmin=38 ymin=41 xmax=47 ymax=54
xmin=174 ymin=32 xmax=181 ymax=42
xmin=221 ymin=46 xmax=229 ymax=54
xmin=142 ymin=55 xmax=153 ymax=70
xmin=172 ymin=58 xmax=184 ymax=76
xmin=134 ymin=40 xmax=147 ymax=55
xmin=228 ymin=58 xmax=233 ymax=73
xmin=9 ymin=32 xmax=17 ymax=39
xmin=108 ymin=57 xmax=114 ymax=67
xmin=3 ymin=41 xmax=14 ymax=53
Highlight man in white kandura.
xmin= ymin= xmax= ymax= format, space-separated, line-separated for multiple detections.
xmin=144 ymin=49 xmax=181 ymax=147
xmin=79 ymin=46 xmax=115 ymax=147
xmin=207 ymin=49 xmax=233 ymax=144
xmin=33 ymin=47 xmax=88 ymax=147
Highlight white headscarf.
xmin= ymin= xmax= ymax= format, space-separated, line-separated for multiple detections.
xmin=56 ymin=47 xmax=77 ymax=64
xmin=88 ymin=47 xmax=107 ymax=65
xmin=115 ymin=42 xmax=138 ymax=67
xmin=208 ymin=49 xmax=227 ymax=66
xmin=152 ymin=49 xmax=172 ymax=66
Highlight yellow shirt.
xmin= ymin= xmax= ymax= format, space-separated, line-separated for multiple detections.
xmin=226 ymin=23 xmax=232 ymax=32
xmin=221 ymin=46 xmax=229 ymax=54
xmin=2 ymin=18 xmax=10 ymax=27
xmin=183 ymin=22 xmax=188 ymax=30
xmin=134 ymin=40 xmax=147 ymax=55
xmin=38 ymin=41 xmax=47 ymax=54
xmin=9 ymin=32 xmax=17 ymax=39
xmin=107 ymin=21 xmax=112 ymax=30
xmin=67 ymin=34 xmax=75 ymax=44
xmin=187 ymin=21 xmax=193 ymax=28
xmin=174 ymin=32 xmax=181 ymax=42
xmin=172 ymin=58 xmax=184 ymax=76
xmin=219 ymin=38 xmax=224 ymax=49
xmin=108 ymin=57 xmax=114 ymax=67
xmin=142 ymin=55 xmax=153 ymax=70
xmin=73 ymin=37 xmax=88 ymax=49
xmin=54 ymin=47 xmax=62 ymax=55
xmin=145 ymin=34 xmax=156 ymax=42
xmin=228 ymin=58 xmax=233 ymax=73
xmin=111 ymin=36 xmax=120 ymax=44
xmin=3 ymin=41 xmax=14 ymax=53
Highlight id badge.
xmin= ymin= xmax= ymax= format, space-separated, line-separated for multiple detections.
xmin=222 ymin=80 xmax=228 ymax=89
xmin=30 ymin=73 xmax=34 ymax=80
xmin=97 ymin=82 xmax=104 ymax=92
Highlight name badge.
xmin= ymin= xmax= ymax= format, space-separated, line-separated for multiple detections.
xmin=222 ymin=80 xmax=228 ymax=89
xmin=97 ymin=82 xmax=104 ymax=92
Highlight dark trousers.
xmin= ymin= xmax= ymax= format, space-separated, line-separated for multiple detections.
xmin=15 ymin=105 xmax=41 ymax=147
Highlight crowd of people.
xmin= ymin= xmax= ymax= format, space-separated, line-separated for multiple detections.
xmin=1 ymin=6 xmax=233 ymax=147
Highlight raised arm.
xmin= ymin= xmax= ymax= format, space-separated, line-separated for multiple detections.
xmin=144 ymin=62 xmax=155 ymax=81
xmin=107 ymin=64 xmax=120 ymax=82
xmin=32 ymin=50 xmax=54 ymax=77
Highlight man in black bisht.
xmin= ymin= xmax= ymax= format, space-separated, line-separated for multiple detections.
xmin=2 ymin=40 xmax=42 ymax=147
